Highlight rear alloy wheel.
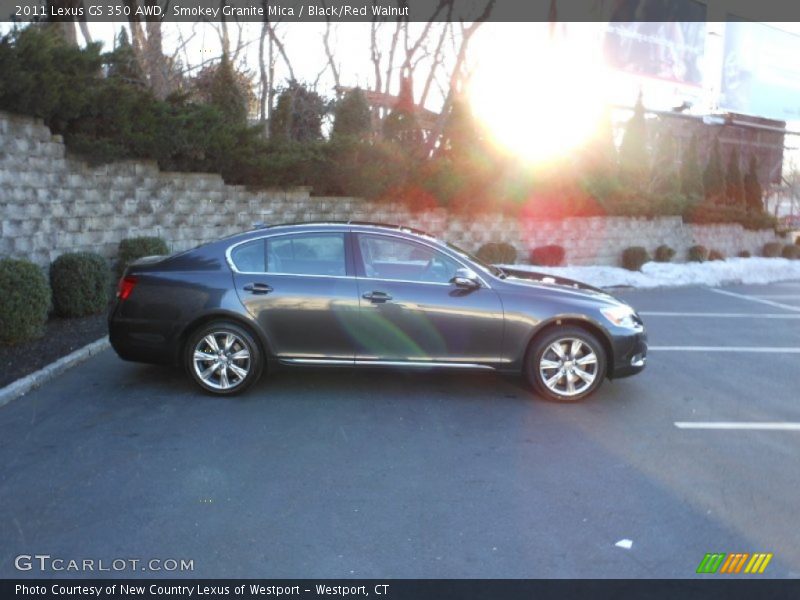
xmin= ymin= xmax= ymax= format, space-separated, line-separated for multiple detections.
xmin=526 ymin=326 xmax=606 ymax=402
xmin=185 ymin=321 xmax=263 ymax=395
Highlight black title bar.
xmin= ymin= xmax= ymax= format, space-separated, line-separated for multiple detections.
xmin=5 ymin=0 xmax=800 ymax=23
xmin=5 ymin=579 xmax=800 ymax=600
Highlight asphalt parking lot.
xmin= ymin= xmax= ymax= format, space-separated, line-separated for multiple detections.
xmin=1 ymin=282 xmax=799 ymax=579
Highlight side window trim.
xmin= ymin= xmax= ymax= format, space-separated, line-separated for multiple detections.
xmin=226 ymin=230 xmax=355 ymax=278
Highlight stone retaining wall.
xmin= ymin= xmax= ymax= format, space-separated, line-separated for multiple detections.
xmin=0 ymin=110 xmax=785 ymax=267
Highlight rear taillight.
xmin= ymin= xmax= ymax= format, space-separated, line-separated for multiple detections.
xmin=117 ymin=276 xmax=138 ymax=300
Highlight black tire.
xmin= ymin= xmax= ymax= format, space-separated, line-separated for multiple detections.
xmin=524 ymin=326 xmax=607 ymax=402
xmin=184 ymin=321 xmax=263 ymax=395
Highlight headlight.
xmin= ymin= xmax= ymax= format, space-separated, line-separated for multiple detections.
xmin=600 ymin=305 xmax=641 ymax=329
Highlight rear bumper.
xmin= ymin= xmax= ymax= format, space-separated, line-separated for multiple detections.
xmin=610 ymin=329 xmax=648 ymax=379
xmin=108 ymin=305 xmax=178 ymax=366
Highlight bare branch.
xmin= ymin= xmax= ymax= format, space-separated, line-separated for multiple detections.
xmin=369 ymin=11 xmax=383 ymax=93
xmin=383 ymin=16 xmax=403 ymax=95
xmin=426 ymin=0 xmax=496 ymax=153
xmin=263 ymin=12 xmax=295 ymax=82
xmin=321 ymin=1 xmax=341 ymax=92
xmin=419 ymin=17 xmax=452 ymax=107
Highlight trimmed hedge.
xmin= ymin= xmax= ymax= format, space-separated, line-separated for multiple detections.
xmin=0 ymin=258 xmax=50 ymax=344
xmin=708 ymin=249 xmax=725 ymax=261
xmin=782 ymin=244 xmax=800 ymax=260
xmin=117 ymin=236 xmax=169 ymax=276
xmin=529 ymin=245 xmax=565 ymax=267
xmin=737 ymin=250 xmax=751 ymax=258
xmin=688 ymin=245 xmax=709 ymax=262
xmin=621 ymin=246 xmax=650 ymax=271
xmin=476 ymin=242 xmax=517 ymax=265
xmin=654 ymin=244 xmax=675 ymax=263
xmin=762 ymin=242 xmax=783 ymax=258
xmin=50 ymin=252 xmax=110 ymax=317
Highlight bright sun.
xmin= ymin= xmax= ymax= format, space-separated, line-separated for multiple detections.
xmin=469 ymin=25 xmax=608 ymax=164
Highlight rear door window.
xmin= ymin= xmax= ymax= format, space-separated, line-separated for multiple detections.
xmin=267 ymin=233 xmax=346 ymax=276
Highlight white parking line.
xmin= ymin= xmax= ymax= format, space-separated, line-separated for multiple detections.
xmin=752 ymin=294 xmax=800 ymax=299
xmin=650 ymin=346 xmax=800 ymax=352
xmin=707 ymin=288 xmax=800 ymax=312
xmin=675 ymin=422 xmax=800 ymax=431
xmin=640 ymin=312 xmax=800 ymax=319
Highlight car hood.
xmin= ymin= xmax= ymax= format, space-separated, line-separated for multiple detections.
xmin=499 ymin=267 xmax=620 ymax=303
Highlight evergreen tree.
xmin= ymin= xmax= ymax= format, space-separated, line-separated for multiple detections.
xmin=209 ymin=55 xmax=248 ymax=124
xmin=744 ymin=155 xmax=763 ymax=213
xmin=618 ymin=93 xmax=649 ymax=185
xmin=580 ymin=105 xmax=617 ymax=178
xmin=650 ymin=131 xmax=679 ymax=194
xmin=383 ymin=76 xmax=423 ymax=155
xmin=725 ymin=147 xmax=745 ymax=208
xmin=703 ymin=137 xmax=725 ymax=204
xmin=331 ymin=87 xmax=371 ymax=139
xmin=269 ymin=80 xmax=327 ymax=143
xmin=106 ymin=28 xmax=144 ymax=87
xmin=440 ymin=97 xmax=483 ymax=159
xmin=680 ymin=134 xmax=703 ymax=198
xmin=192 ymin=54 xmax=252 ymax=125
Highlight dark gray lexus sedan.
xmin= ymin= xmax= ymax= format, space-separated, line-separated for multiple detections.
xmin=109 ymin=222 xmax=646 ymax=401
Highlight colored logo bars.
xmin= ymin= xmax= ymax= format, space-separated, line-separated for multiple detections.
xmin=696 ymin=553 xmax=773 ymax=574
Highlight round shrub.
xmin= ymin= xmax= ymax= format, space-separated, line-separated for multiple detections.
xmin=688 ymin=245 xmax=709 ymax=262
xmin=529 ymin=245 xmax=565 ymax=267
xmin=737 ymin=250 xmax=751 ymax=258
xmin=476 ymin=242 xmax=517 ymax=265
xmin=782 ymin=244 xmax=800 ymax=260
xmin=0 ymin=258 xmax=50 ymax=344
xmin=654 ymin=245 xmax=675 ymax=263
xmin=762 ymin=242 xmax=783 ymax=258
xmin=50 ymin=252 xmax=110 ymax=317
xmin=708 ymin=249 xmax=725 ymax=261
xmin=621 ymin=246 xmax=650 ymax=271
xmin=117 ymin=236 xmax=169 ymax=276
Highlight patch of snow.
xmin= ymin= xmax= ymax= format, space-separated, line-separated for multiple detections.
xmin=501 ymin=258 xmax=800 ymax=290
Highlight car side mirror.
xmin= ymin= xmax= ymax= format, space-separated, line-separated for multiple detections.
xmin=451 ymin=268 xmax=480 ymax=289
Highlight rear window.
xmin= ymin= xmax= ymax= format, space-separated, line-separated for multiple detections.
xmin=230 ymin=239 xmax=266 ymax=273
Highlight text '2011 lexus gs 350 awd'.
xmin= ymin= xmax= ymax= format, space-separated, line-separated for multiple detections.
xmin=109 ymin=222 xmax=647 ymax=402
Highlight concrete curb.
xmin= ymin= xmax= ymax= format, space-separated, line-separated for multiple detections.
xmin=0 ymin=336 xmax=110 ymax=408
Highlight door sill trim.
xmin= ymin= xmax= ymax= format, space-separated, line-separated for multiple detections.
xmin=279 ymin=358 xmax=495 ymax=370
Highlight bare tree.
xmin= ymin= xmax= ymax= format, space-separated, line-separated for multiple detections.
xmin=125 ymin=0 xmax=174 ymax=99
xmin=44 ymin=0 xmax=81 ymax=45
xmin=256 ymin=1 xmax=295 ymax=127
xmin=426 ymin=0 xmax=495 ymax=153
xmin=321 ymin=2 xmax=341 ymax=93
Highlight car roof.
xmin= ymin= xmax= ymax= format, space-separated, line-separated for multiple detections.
xmin=264 ymin=220 xmax=430 ymax=235
xmin=209 ymin=220 xmax=447 ymax=255
xmin=229 ymin=221 xmax=440 ymax=242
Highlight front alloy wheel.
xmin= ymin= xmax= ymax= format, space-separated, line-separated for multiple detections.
xmin=527 ymin=327 xmax=606 ymax=402
xmin=186 ymin=322 xmax=262 ymax=395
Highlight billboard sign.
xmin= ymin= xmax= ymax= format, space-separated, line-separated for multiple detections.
xmin=601 ymin=0 xmax=707 ymax=86
xmin=721 ymin=20 xmax=800 ymax=121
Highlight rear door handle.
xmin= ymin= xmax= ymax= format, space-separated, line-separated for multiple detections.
xmin=363 ymin=291 xmax=392 ymax=303
xmin=243 ymin=282 xmax=273 ymax=295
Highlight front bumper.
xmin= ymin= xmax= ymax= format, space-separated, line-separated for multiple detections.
xmin=610 ymin=329 xmax=648 ymax=379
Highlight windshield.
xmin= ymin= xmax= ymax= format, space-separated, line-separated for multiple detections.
xmin=444 ymin=240 xmax=506 ymax=278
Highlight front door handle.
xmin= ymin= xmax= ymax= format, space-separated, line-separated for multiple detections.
xmin=243 ymin=282 xmax=273 ymax=295
xmin=363 ymin=291 xmax=392 ymax=303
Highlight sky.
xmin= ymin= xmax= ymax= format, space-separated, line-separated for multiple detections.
xmin=2 ymin=20 xmax=800 ymax=164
